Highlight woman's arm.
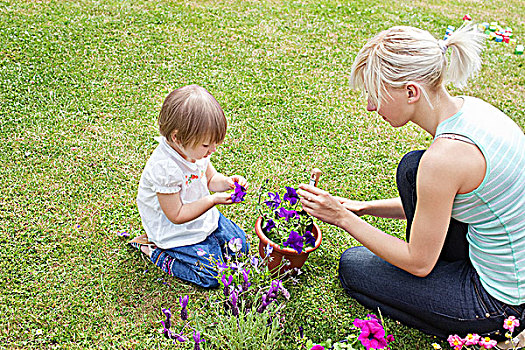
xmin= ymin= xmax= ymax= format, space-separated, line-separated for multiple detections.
xmin=298 ymin=145 xmax=470 ymax=277
xmin=157 ymin=191 xmax=232 ymax=225
xmin=335 ymin=196 xmax=405 ymax=219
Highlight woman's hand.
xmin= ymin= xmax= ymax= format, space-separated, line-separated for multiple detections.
xmin=297 ymin=184 xmax=351 ymax=227
xmin=334 ymin=196 xmax=368 ymax=216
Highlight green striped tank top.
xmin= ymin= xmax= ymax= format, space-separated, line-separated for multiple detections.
xmin=434 ymin=96 xmax=525 ymax=305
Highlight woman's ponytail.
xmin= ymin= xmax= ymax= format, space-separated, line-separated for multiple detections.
xmin=443 ymin=24 xmax=486 ymax=88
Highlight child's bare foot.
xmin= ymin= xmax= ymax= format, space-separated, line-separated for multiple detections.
xmin=140 ymin=245 xmax=155 ymax=257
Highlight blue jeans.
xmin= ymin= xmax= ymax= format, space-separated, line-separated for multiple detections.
xmin=149 ymin=213 xmax=248 ymax=288
xmin=338 ymin=150 xmax=525 ymax=340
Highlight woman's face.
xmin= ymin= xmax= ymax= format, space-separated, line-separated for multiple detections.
xmin=366 ymin=87 xmax=412 ymax=128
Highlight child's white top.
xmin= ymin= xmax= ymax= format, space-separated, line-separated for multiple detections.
xmin=136 ymin=136 xmax=219 ymax=249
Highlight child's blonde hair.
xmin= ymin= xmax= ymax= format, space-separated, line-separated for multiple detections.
xmin=350 ymin=24 xmax=485 ymax=109
xmin=159 ymin=85 xmax=227 ymax=147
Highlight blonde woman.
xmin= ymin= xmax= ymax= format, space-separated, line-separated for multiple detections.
xmin=298 ymin=25 xmax=525 ymax=346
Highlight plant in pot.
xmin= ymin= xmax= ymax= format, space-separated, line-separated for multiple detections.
xmin=255 ymin=180 xmax=322 ymax=274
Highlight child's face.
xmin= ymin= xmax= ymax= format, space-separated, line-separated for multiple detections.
xmin=171 ymin=139 xmax=218 ymax=163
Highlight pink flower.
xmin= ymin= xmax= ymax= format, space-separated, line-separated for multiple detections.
xmin=387 ymin=334 xmax=395 ymax=343
xmin=503 ymin=316 xmax=520 ymax=334
xmin=447 ymin=334 xmax=464 ymax=350
xmin=353 ymin=318 xmax=388 ymax=350
xmin=478 ymin=336 xmax=497 ymax=349
xmin=464 ymin=333 xmax=480 ymax=346
xmin=309 ymin=346 xmax=325 ymax=350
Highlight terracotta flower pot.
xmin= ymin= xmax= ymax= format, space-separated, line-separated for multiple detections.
xmin=255 ymin=216 xmax=322 ymax=274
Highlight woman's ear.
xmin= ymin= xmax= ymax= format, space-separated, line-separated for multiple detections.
xmin=406 ymin=83 xmax=421 ymax=104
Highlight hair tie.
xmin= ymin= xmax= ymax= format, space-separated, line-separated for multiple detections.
xmin=437 ymin=40 xmax=448 ymax=54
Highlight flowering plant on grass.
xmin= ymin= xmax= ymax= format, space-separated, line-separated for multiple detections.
xmin=435 ymin=316 xmax=521 ymax=350
xmin=257 ymin=181 xmax=316 ymax=254
xmin=299 ymin=313 xmax=395 ymax=350
xmin=159 ymin=238 xmax=294 ymax=350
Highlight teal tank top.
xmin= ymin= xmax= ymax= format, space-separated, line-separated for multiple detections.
xmin=434 ymin=96 xmax=525 ymax=305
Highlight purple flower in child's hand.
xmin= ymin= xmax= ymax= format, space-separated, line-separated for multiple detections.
xmin=304 ymin=230 xmax=316 ymax=246
xmin=283 ymin=230 xmax=304 ymax=254
xmin=283 ymin=186 xmax=299 ymax=205
xmin=265 ymin=192 xmax=281 ymax=209
xmin=228 ymin=237 xmax=243 ymax=253
xmin=278 ymin=208 xmax=298 ymax=221
xmin=263 ymin=219 xmax=276 ymax=233
xmin=231 ymin=182 xmax=246 ymax=203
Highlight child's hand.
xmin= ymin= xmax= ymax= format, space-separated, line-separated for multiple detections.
xmin=228 ymin=175 xmax=248 ymax=189
xmin=212 ymin=192 xmax=234 ymax=205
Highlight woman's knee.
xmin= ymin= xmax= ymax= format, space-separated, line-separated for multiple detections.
xmin=338 ymin=247 xmax=375 ymax=290
xmin=396 ymin=150 xmax=425 ymax=188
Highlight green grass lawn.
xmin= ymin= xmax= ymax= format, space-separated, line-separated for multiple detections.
xmin=1 ymin=0 xmax=524 ymax=348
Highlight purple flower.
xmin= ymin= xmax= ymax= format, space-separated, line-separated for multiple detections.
xmin=161 ymin=321 xmax=172 ymax=339
xmin=353 ymin=317 xmax=388 ymax=350
xmin=265 ymin=192 xmax=281 ymax=209
xmin=304 ymin=230 xmax=316 ymax=246
xmin=250 ymin=256 xmax=259 ymax=268
xmin=283 ymin=186 xmax=299 ymax=205
xmin=216 ymin=262 xmax=229 ymax=273
xmin=263 ymin=219 xmax=276 ymax=233
xmin=179 ymin=295 xmax=189 ymax=321
xmin=118 ymin=231 xmax=130 ymax=237
xmin=230 ymin=290 xmax=239 ymax=317
xmin=310 ymin=346 xmax=325 ymax=350
xmin=283 ymin=230 xmax=304 ymax=254
xmin=242 ymin=268 xmax=251 ymax=291
xmin=221 ymin=274 xmax=233 ymax=296
xmin=228 ymin=237 xmax=243 ymax=253
xmin=193 ymin=331 xmax=205 ymax=350
xmin=264 ymin=243 xmax=274 ymax=257
xmin=173 ymin=330 xmax=187 ymax=343
xmin=231 ymin=182 xmax=246 ymax=203
xmin=221 ymin=274 xmax=233 ymax=287
xmin=230 ymin=261 xmax=243 ymax=271
xmin=161 ymin=308 xmax=172 ymax=329
xmin=277 ymin=207 xmax=298 ymax=221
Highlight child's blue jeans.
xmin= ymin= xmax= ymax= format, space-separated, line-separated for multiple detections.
xmin=149 ymin=213 xmax=248 ymax=288
xmin=338 ymin=150 xmax=525 ymax=340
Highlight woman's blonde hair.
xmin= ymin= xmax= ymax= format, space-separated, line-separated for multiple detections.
xmin=158 ymin=85 xmax=227 ymax=147
xmin=350 ymin=24 xmax=485 ymax=109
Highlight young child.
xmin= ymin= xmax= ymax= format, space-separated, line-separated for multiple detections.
xmin=132 ymin=84 xmax=248 ymax=288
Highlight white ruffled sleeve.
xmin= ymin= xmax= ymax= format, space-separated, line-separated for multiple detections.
xmin=147 ymin=159 xmax=183 ymax=194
